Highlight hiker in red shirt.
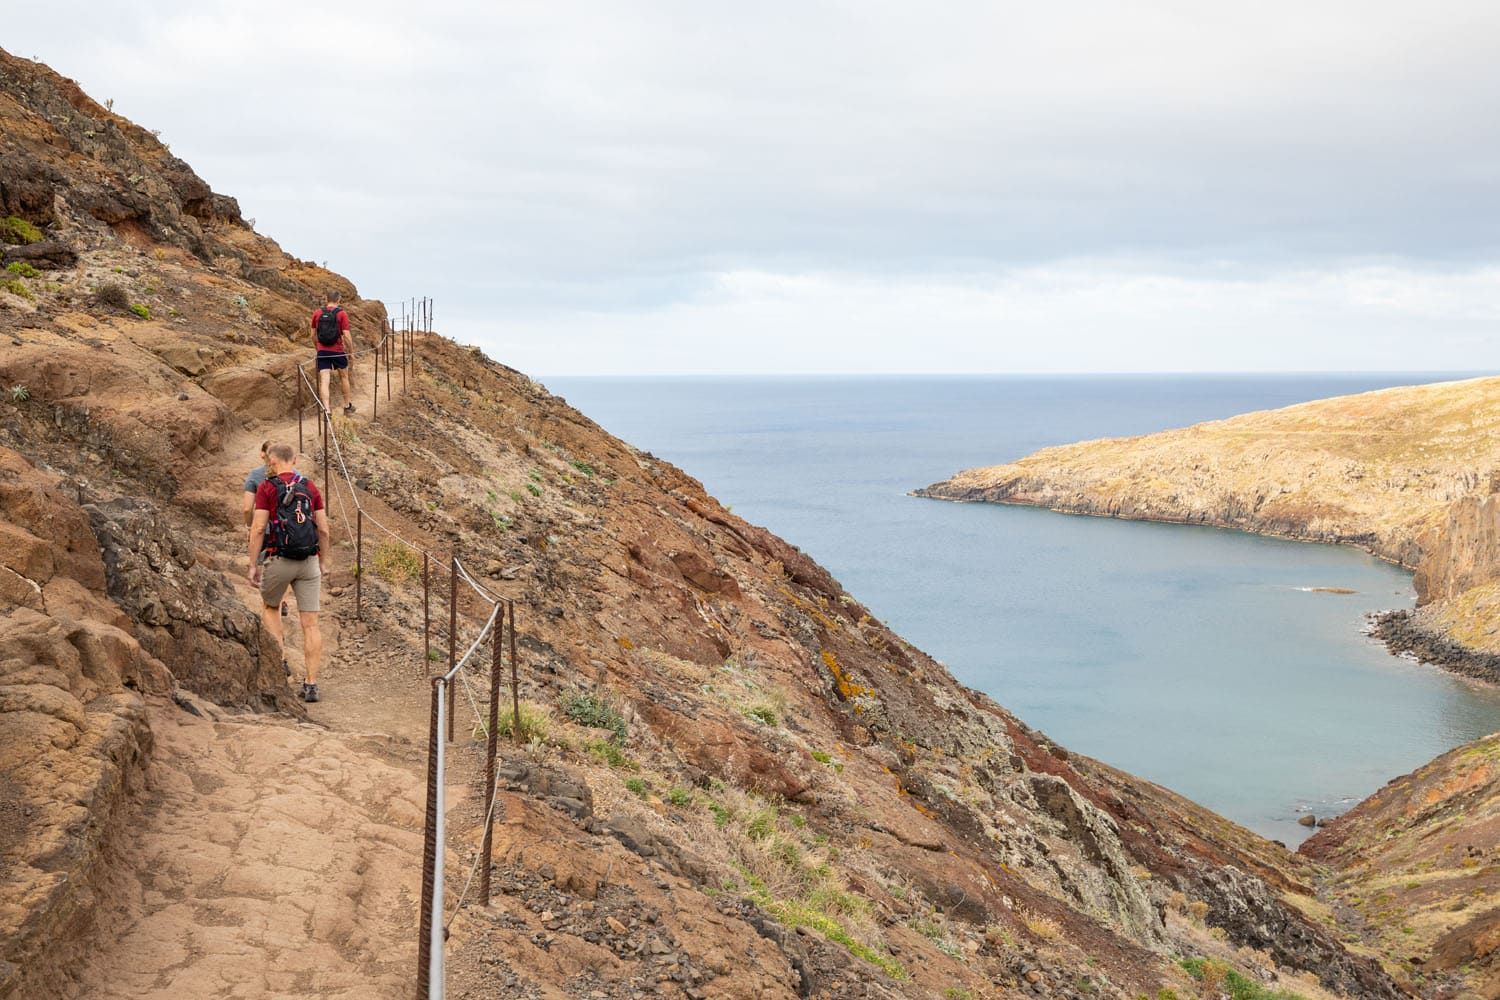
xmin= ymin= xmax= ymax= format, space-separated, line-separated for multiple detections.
xmin=248 ymin=442 xmax=332 ymax=702
xmin=312 ymin=289 xmax=357 ymax=416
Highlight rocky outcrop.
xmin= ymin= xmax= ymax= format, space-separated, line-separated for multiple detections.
xmin=1302 ymin=732 xmax=1500 ymax=998
xmin=0 ymin=447 xmax=172 ymax=1000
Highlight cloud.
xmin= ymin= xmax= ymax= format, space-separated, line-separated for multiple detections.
xmin=9 ymin=1 xmax=1500 ymax=372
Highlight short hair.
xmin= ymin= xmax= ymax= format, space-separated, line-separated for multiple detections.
xmin=267 ymin=443 xmax=295 ymax=464
xmin=326 ymin=290 xmax=342 ymax=303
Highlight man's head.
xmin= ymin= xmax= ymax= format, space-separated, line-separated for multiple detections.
xmin=266 ymin=442 xmax=296 ymax=474
xmin=325 ymin=290 xmax=342 ymax=306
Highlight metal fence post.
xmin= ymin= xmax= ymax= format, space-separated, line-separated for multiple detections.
xmin=355 ymin=509 xmax=363 ymax=620
xmin=373 ymin=332 xmax=379 ymax=421
xmin=480 ymin=614 xmax=502 ymax=906
xmin=423 ymin=551 xmax=431 ymax=675
xmin=297 ymin=366 xmax=304 ymax=452
xmin=508 ymin=601 xmax=520 ymax=746
xmin=447 ymin=554 xmax=457 ymax=743
xmin=386 ymin=330 xmax=392 ymax=402
xmin=417 ymin=677 xmax=441 ymax=998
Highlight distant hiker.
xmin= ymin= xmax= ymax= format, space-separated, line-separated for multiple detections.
xmin=242 ymin=440 xmax=289 ymax=619
xmin=312 ymin=290 xmax=356 ymax=416
xmin=248 ymin=442 xmax=330 ymax=703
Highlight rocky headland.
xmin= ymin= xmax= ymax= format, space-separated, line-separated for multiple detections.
xmin=917 ymin=377 xmax=1500 ymax=684
xmin=0 ymin=47 xmax=1468 ymax=1000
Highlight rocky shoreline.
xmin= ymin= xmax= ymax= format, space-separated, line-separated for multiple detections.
xmin=1369 ymin=609 xmax=1500 ymax=686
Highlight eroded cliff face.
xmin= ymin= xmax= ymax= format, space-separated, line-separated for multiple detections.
xmin=0 ymin=48 xmax=1411 ymax=999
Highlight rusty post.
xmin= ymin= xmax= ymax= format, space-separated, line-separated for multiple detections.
xmin=417 ymin=676 xmax=440 ymax=996
xmin=507 ymin=601 xmax=520 ymax=746
xmin=321 ymin=410 xmax=330 ymax=538
xmin=447 ymin=553 xmax=457 ymax=743
xmin=355 ymin=509 xmax=363 ymax=620
xmin=423 ymin=551 xmax=431 ymax=674
xmin=296 ymin=366 xmax=304 ymax=453
xmin=372 ymin=330 xmax=379 ymax=421
xmin=385 ymin=328 xmax=392 ymax=403
xmin=399 ymin=319 xmax=406 ymax=395
xmin=480 ymin=608 xmax=502 ymax=906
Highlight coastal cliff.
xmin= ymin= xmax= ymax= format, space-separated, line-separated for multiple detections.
xmin=0 ymin=48 xmax=1427 ymax=999
xmin=917 ymin=377 xmax=1500 ymax=682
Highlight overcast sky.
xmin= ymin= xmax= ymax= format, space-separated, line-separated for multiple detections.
xmin=10 ymin=2 xmax=1500 ymax=373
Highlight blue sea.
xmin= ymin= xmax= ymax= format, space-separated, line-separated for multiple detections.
xmin=546 ymin=374 xmax=1500 ymax=845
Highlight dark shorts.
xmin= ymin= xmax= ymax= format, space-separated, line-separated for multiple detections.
xmin=316 ymin=351 xmax=349 ymax=371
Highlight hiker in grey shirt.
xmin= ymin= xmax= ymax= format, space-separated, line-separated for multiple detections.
xmin=242 ymin=440 xmax=271 ymax=526
xmin=242 ymin=441 xmax=288 ymax=620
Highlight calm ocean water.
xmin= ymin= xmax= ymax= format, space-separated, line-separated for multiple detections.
xmin=546 ymin=374 xmax=1500 ymax=844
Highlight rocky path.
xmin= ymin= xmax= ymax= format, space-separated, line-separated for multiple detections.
xmin=57 ymin=699 xmax=430 ymax=1000
xmin=48 ymin=365 xmax=453 ymax=999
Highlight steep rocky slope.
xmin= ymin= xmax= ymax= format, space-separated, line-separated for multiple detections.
xmin=1303 ymin=733 xmax=1500 ymax=1000
xmin=917 ymin=378 xmax=1500 ymax=683
xmin=0 ymin=48 xmax=1418 ymax=999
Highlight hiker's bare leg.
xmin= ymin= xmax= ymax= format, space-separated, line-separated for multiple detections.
xmin=262 ymin=603 xmax=284 ymax=655
xmin=338 ymin=367 xmax=353 ymax=408
xmin=301 ymin=612 xmax=321 ymax=684
xmin=318 ymin=368 xmax=332 ymax=413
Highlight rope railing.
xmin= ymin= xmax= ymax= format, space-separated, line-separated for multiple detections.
xmin=275 ymin=296 xmax=516 ymax=1000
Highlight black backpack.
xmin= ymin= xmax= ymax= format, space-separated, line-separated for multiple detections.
xmin=265 ymin=474 xmax=320 ymax=559
xmin=315 ymin=306 xmax=344 ymax=347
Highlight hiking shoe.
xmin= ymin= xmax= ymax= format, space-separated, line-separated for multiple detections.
xmin=302 ymin=683 xmax=320 ymax=703
xmin=343 ymin=403 xmax=355 ymax=415
xmin=280 ymin=602 xmax=289 ymax=617
xmin=282 ymin=658 xmax=291 ymax=677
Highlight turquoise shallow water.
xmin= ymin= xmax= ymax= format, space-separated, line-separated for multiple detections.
xmin=545 ymin=374 xmax=1500 ymax=845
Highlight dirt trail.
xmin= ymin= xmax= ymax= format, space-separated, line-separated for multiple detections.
xmin=51 ymin=363 xmax=450 ymax=999
xmin=58 ymin=700 xmax=429 ymax=999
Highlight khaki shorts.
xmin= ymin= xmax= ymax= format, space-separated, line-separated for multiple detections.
xmin=260 ymin=555 xmax=321 ymax=613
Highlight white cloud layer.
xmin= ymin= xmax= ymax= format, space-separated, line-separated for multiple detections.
xmin=9 ymin=2 xmax=1500 ymax=372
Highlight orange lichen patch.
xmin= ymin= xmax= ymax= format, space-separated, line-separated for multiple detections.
xmin=615 ymin=636 xmax=635 ymax=650
xmin=820 ymin=649 xmax=871 ymax=702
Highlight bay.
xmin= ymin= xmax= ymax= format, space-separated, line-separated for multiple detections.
xmin=545 ymin=373 xmax=1500 ymax=844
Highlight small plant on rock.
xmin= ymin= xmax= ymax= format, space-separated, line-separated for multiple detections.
xmin=2 ymin=279 xmax=32 ymax=300
xmin=493 ymin=701 xmax=550 ymax=743
xmin=559 ymin=689 xmax=627 ymax=742
xmin=93 ymin=283 xmax=129 ymax=310
xmin=1 ymin=216 xmax=42 ymax=244
xmin=5 ymin=261 xmax=39 ymax=278
xmin=624 ymin=777 xmax=649 ymax=798
xmin=8 ymin=384 xmax=28 ymax=403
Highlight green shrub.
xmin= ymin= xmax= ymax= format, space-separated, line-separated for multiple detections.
xmin=492 ymin=701 xmax=550 ymax=743
xmin=370 ymin=542 xmax=422 ymax=581
xmin=559 ymin=689 xmax=627 ymax=742
xmin=571 ymin=460 xmax=595 ymax=477
xmin=584 ymin=738 xmax=635 ymax=770
xmin=744 ymin=704 xmax=778 ymax=727
xmin=1179 ymin=958 xmax=1306 ymax=1000
xmin=8 ymin=384 xmax=28 ymax=403
xmin=2 ymin=279 xmax=32 ymax=300
xmin=128 ymin=303 xmax=150 ymax=320
xmin=5 ymin=261 xmax=39 ymax=278
xmin=667 ymin=786 xmax=693 ymax=807
xmin=1 ymin=216 xmax=42 ymax=244
xmin=526 ymin=482 xmax=542 ymax=497
xmin=624 ymin=777 xmax=648 ymax=798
